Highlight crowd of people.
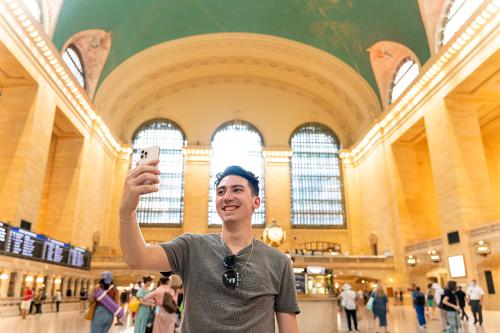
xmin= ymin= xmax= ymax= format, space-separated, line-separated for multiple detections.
xmin=411 ymin=279 xmax=485 ymax=332
xmin=337 ymin=279 xmax=485 ymax=333
xmin=87 ymin=271 xmax=183 ymax=333
xmin=20 ymin=285 xmax=85 ymax=318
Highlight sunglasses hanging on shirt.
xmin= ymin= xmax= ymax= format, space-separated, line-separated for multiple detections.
xmin=220 ymin=234 xmax=254 ymax=289
xmin=223 ymin=255 xmax=239 ymax=288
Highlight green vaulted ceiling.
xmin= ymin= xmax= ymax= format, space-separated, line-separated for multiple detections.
xmin=52 ymin=0 xmax=430 ymax=94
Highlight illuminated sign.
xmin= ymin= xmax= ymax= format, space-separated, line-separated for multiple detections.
xmin=0 ymin=221 xmax=91 ymax=270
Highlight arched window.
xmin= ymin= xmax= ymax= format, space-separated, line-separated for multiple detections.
xmin=290 ymin=123 xmax=345 ymax=227
xmin=23 ymin=0 xmax=42 ymax=22
xmin=62 ymin=44 xmax=86 ymax=88
xmin=131 ymin=119 xmax=186 ymax=225
xmin=438 ymin=0 xmax=483 ymax=48
xmin=388 ymin=58 xmax=419 ymax=104
xmin=208 ymin=121 xmax=266 ymax=226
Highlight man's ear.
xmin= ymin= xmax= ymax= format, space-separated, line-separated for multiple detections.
xmin=253 ymin=196 xmax=261 ymax=209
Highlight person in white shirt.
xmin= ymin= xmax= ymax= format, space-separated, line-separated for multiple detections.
xmin=466 ymin=279 xmax=484 ymax=325
xmin=339 ymin=283 xmax=358 ymax=332
xmin=432 ymin=283 xmax=448 ymax=331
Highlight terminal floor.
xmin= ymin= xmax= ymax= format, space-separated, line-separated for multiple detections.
xmin=2 ymin=305 xmax=499 ymax=332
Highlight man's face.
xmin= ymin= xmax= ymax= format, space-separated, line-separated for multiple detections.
xmin=215 ymin=175 xmax=260 ymax=224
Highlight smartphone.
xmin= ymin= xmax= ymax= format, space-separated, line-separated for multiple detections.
xmin=137 ymin=146 xmax=160 ymax=166
xmin=137 ymin=146 xmax=160 ymax=185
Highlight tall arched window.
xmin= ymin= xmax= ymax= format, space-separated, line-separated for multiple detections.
xmin=62 ymin=44 xmax=86 ymax=88
xmin=388 ymin=58 xmax=419 ymax=104
xmin=208 ymin=121 xmax=265 ymax=226
xmin=438 ymin=0 xmax=483 ymax=48
xmin=290 ymin=123 xmax=345 ymax=227
xmin=131 ymin=119 xmax=186 ymax=225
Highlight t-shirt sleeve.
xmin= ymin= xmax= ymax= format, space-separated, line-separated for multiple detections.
xmin=274 ymin=258 xmax=300 ymax=314
xmin=159 ymin=233 xmax=194 ymax=279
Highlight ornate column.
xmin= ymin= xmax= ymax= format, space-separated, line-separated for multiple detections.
xmin=182 ymin=146 xmax=211 ymax=234
xmin=424 ymin=99 xmax=497 ymax=281
xmin=0 ymin=85 xmax=56 ymax=226
xmin=263 ymin=148 xmax=292 ymax=250
xmin=74 ymin=278 xmax=81 ymax=297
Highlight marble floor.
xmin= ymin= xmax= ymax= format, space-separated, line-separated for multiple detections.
xmin=1 ymin=306 xmax=498 ymax=333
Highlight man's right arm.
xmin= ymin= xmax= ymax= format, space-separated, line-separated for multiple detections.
xmin=119 ymin=160 xmax=171 ymax=271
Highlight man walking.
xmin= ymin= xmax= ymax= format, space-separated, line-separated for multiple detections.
xmin=455 ymin=286 xmax=468 ymax=321
xmin=466 ymin=279 xmax=484 ymax=325
xmin=432 ymin=283 xmax=448 ymax=331
xmin=413 ymin=287 xmax=427 ymax=329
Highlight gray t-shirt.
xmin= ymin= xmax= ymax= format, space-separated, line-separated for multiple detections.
xmin=160 ymin=233 xmax=300 ymax=333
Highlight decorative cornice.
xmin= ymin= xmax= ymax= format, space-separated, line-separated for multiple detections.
xmin=263 ymin=148 xmax=292 ymax=164
xmin=184 ymin=146 xmax=211 ymax=163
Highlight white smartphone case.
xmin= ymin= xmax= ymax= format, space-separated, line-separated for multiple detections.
xmin=138 ymin=146 xmax=160 ymax=166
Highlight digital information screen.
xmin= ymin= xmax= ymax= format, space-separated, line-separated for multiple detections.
xmin=0 ymin=222 xmax=8 ymax=253
xmin=43 ymin=239 xmax=70 ymax=265
xmin=69 ymin=246 xmax=91 ymax=269
xmin=6 ymin=227 xmax=46 ymax=259
xmin=0 ymin=222 xmax=91 ymax=270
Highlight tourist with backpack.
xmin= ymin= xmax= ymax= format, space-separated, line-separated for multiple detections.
xmin=413 ymin=286 xmax=427 ymax=329
xmin=144 ymin=276 xmax=177 ymax=333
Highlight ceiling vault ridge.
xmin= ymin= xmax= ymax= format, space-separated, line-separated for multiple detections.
xmin=96 ymin=33 xmax=380 ymax=116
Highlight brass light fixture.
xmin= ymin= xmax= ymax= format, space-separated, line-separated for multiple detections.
xmin=427 ymin=250 xmax=441 ymax=263
xmin=474 ymin=240 xmax=491 ymax=256
xmin=406 ymin=254 xmax=417 ymax=266
xmin=263 ymin=219 xmax=286 ymax=247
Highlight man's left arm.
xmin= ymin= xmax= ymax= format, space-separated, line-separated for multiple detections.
xmin=276 ymin=312 xmax=300 ymax=333
xmin=274 ymin=258 xmax=301 ymax=332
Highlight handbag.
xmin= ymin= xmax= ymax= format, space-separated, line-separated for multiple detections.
xmin=162 ymin=292 xmax=178 ymax=314
xmin=94 ymin=285 xmax=124 ymax=319
xmin=366 ymin=296 xmax=374 ymax=311
xmin=128 ymin=296 xmax=141 ymax=313
xmin=84 ymin=300 xmax=97 ymax=321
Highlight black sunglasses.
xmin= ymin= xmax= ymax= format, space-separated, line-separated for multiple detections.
xmin=223 ymin=255 xmax=239 ymax=288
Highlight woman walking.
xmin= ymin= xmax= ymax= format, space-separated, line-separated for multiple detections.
xmin=339 ymin=283 xmax=359 ymax=332
xmin=372 ymin=285 xmax=389 ymax=333
xmin=134 ymin=276 xmax=154 ymax=333
xmin=90 ymin=272 xmax=120 ymax=333
xmin=144 ymin=276 xmax=177 ymax=333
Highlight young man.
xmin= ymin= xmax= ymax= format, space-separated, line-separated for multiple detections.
xmin=119 ymin=163 xmax=300 ymax=332
xmin=442 ymin=281 xmax=460 ymax=333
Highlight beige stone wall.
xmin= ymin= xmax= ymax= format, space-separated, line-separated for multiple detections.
xmin=391 ymin=137 xmax=441 ymax=245
xmin=482 ymin=118 xmax=500 ymax=217
xmin=0 ymin=85 xmax=56 ymax=226
xmin=37 ymin=134 xmax=84 ymax=240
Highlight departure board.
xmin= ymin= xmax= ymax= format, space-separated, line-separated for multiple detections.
xmin=0 ymin=222 xmax=8 ymax=252
xmin=0 ymin=222 xmax=91 ymax=270
xmin=43 ymin=239 xmax=70 ymax=265
xmin=6 ymin=227 xmax=46 ymax=259
xmin=68 ymin=246 xmax=91 ymax=269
